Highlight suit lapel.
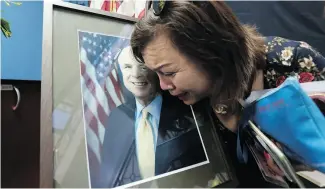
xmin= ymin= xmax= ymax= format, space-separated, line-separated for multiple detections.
xmin=120 ymin=99 xmax=136 ymax=120
xmin=113 ymin=101 xmax=143 ymax=185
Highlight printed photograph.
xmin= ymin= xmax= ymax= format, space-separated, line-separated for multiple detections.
xmin=77 ymin=31 xmax=208 ymax=188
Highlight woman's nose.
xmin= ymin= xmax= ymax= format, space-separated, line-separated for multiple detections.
xmin=159 ymin=77 xmax=171 ymax=90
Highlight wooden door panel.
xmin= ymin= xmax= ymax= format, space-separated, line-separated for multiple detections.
xmin=1 ymin=80 xmax=41 ymax=188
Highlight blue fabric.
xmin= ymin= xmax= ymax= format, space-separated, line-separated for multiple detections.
xmin=237 ymin=103 xmax=257 ymax=163
xmin=238 ymin=77 xmax=325 ymax=173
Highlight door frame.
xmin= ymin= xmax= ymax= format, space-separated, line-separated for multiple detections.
xmin=40 ymin=2 xmax=138 ymax=187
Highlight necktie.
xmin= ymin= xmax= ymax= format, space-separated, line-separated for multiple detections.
xmin=137 ymin=109 xmax=155 ymax=179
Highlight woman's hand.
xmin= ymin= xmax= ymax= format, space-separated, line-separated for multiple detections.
xmin=263 ymin=150 xmax=284 ymax=176
xmin=263 ymin=141 xmax=314 ymax=176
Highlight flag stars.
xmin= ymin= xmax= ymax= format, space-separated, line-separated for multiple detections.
xmin=80 ymin=32 xmax=126 ymax=83
xmin=103 ymin=56 xmax=109 ymax=62
xmin=98 ymin=62 xmax=105 ymax=69
xmin=97 ymin=71 xmax=104 ymax=78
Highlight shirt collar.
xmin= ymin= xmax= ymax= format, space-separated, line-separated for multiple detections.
xmin=136 ymin=94 xmax=162 ymax=121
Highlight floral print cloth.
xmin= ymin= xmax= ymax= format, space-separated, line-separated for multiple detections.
xmin=264 ymin=36 xmax=325 ymax=88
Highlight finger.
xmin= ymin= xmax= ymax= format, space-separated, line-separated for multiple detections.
xmin=266 ymin=159 xmax=284 ymax=176
xmin=266 ymin=158 xmax=284 ymax=176
xmin=264 ymin=151 xmax=284 ymax=176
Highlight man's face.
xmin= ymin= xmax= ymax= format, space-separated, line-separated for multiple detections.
xmin=118 ymin=46 xmax=158 ymax=99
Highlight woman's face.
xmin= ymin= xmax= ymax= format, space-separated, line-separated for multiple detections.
xmin=142 ymin=34 xmax=213 ymax=105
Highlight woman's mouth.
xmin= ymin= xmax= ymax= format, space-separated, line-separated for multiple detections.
xmin=176 ymin=92 xmax=189 ymax=101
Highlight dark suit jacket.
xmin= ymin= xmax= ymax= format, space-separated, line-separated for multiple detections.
xmin=95 ymin=92 xmax=206 ymax=188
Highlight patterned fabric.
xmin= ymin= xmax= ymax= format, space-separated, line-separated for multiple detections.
xmin=263 ymin=36 xmax=325 ymax=89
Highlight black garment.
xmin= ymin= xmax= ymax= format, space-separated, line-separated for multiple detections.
xmin=219 ymin=126 xmax=303 ymax=188
xmin=219 ymin=127 xmax=277 ymax=188
xmin=194 ymin=99 xmax=274 ymax=188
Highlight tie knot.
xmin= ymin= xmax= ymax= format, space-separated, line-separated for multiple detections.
xmin=142 ymin=109 xmax=149 ymax=120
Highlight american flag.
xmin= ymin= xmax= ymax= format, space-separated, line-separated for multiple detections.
xmin=64 ymin=0 xmax=146 ymax=19
xmin=89 ymin=0 xmax=146 ymax=18
xmin=78 ymin=31 xmax=130 ymax=186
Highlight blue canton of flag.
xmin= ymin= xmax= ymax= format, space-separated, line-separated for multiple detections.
xmin=64 ymin=0 xmax=89 ymax=7
xmin=79 ymin=32 xmax=129 ymax=85
xmin=80 ymin=32 xmax=113 ymax=84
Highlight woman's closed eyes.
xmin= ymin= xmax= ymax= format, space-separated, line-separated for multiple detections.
xmin=161 ymin=72 xmax=176 ymax=77
xmin=157 ymin=70 xmax=176 ymax=77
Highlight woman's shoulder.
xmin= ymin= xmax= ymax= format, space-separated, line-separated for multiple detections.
xmin=263 ymin=36 xmax=325 ymax=88
xmin=264 ymin=36 xmax=301 ymax=49
xmin=264 ymin=36 xmax=324 ymax=65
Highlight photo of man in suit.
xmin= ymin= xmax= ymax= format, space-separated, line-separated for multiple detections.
xmin=96 ymin=45 xmax=207 ymax=188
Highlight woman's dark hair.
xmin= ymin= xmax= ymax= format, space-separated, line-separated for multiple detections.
xmin=131 ymin=1 xmax=265 ymax=111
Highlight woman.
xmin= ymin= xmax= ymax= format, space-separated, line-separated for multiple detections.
xmin=130 ymin=1 xmax=325 ymax=187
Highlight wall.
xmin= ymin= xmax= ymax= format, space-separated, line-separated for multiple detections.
xmin=1 ymin=1 xmax=43 ymax=80
xmin=226 ymin=1 xmax=325 ymax=56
